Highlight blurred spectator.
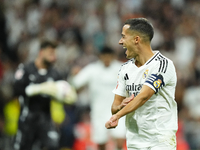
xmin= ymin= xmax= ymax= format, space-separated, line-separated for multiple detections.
xmin=182 ymin=85 xmax=200 ymax=149
xmin=176 ymin=119 xmax=190 ymax=150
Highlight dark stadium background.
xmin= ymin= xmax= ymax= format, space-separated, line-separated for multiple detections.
xmin=0 ymin=0 xmax=200 ymax=150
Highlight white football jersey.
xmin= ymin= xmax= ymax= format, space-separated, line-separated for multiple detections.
xmin=72 ymin=60 xmax=126 ymax=142
xmin=113 ymin=51 xmax=178 ymax=149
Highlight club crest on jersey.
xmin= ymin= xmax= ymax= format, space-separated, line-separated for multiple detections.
xmin=15 ymin=69 xmax=24 ymax=80
xmin=142 ymin=69 xmax=149 ymax=79
xmin=153 ymin=79 xmax=162 ymax=88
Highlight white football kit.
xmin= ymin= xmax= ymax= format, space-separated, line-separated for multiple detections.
xmin=113 ymin=51 xmax=178 ymax=149
xmin=73 ymin=60 xmax=126 ymax=144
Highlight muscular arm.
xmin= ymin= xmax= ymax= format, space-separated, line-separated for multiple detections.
xmin=111 ymin=95 xmax=125 ymax=115
xmin=106 ymin=85 xmax=155 ymax=128
xmin=111 ymin=94 xmax=134 ymax=115
xmin=117 ymin=85 xmax=154 ymax=118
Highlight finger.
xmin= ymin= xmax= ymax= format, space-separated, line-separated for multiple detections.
xmin=105 ymin=121 xmax=110 ymax=128
xmin=105 ymin=120 xmax=114 ymax=129
xmin=108 ymin=121 xmax=116 ymax=128
xmin=111 ymin=119 xmax=118 ymax=125
xmin=131 ymin=94 xmax=135 ymax=99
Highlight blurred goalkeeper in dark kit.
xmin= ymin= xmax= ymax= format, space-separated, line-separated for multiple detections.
xmin=12 ymin=40 xmax=77 ymax=150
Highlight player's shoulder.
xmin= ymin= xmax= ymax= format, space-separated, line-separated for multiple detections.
xmin=76 ymin=61 xmax=99 ymax=75
xmin=117 ymin=59 xmax=134 ymax=74
xmin=113 ymin=60 xmax=123 ymax=65
xmin=154 ymin=51 xmax=176 ymax=74
xmin=84 ymin=61 xmax=100 ymax=70
xmin=16 ymin=62 xmax=34 ymax=72
xmin=119 ymin=59 xmax=133 ymax=69
xmin=121 ymin=59 xmax=134 ymax=67
xmin=151 ymin=51 xmax=174 ymax=67
xmin=156 ymin=51 xmax=173 ymax=62
xmin=14 ymin=62 xmax=33 ymax=80
xmin=112 ymin=60 xmax=124 ymax=67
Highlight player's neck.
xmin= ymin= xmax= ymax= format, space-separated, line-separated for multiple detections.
xmin=35 ymin=58 xmax=47 ymax=69
xmin=135 ymin=47 xmax=154 ymax=67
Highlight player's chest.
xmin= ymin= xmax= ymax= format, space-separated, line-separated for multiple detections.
xmin=123 ymin=67 xmax=152 ymax=96
xmin=90 ymin=67 xmax=118 ymax=83
xmin=27 ymin=70 xmax=55 ymax=83
xmin=123 ymin=66 xmax=154 ymax=87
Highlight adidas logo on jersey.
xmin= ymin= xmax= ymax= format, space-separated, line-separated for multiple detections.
xmin=124 ymin=73 xmax=129 ymax=80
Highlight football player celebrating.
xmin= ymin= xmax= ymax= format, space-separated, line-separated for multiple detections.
xmin=105 ymin=18 xmax=178 ymax=150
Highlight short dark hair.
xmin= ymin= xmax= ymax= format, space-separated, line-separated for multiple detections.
xmin=40 ymin=40 xmax=57 ymax=50
xmin=124 ymin=18 xmax=154 ymax=41
xmin=100 ymin=46 xmax=115 ymax=54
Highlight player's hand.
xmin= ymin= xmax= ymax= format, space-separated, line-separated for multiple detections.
xmin=120 ymin=94 xmax=134 ymax=109
xmin=105 ymin=114 xmax=119 ymax=129
xmin=25 ymin=81 xmax=77 ymax=104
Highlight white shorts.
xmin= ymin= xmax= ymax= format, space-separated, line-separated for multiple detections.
xmin=127 ymin=142 xmax=176 ymax=150
xmin=91 ymin=115 xmax=126 ymax=144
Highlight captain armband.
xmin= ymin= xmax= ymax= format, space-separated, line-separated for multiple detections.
xmin=144 ymin=74 xmax=165 ymax=94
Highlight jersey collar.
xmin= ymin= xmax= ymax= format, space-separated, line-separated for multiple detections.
xmin=131 ymin=51 xmax=160 ymax=66
xmin=145 ymin=51 xmax=160 ymax=65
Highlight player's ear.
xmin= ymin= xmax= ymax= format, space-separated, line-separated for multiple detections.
xmin=134 ymin=36 xmax=140 ymax=44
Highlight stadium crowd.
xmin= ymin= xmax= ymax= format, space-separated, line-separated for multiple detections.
xmin=0 ymin=0 xmax=200 ymax=149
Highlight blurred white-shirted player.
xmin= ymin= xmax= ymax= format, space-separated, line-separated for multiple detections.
xmin=72 ymin=47 xmax=126 ymax=150
xmin=105 ymin=18 xmax=178 ymax=150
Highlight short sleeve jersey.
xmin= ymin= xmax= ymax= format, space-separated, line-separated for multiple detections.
xmin=113 ymin=51 xmax=178 ymax=148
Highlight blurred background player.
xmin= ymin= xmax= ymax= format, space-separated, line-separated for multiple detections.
xmin=71 ymin=46 xmax=126 ymax=150
xmin=12 ymin=40 xmax=77 ymax=150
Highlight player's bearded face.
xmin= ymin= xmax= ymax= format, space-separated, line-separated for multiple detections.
xmin=42 ymin=47 xmax=57 ymax=67
xmin=43 ymin=59 xmax=54 ymax=67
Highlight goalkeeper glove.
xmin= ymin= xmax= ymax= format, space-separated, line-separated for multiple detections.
xmin=25 ymin=80 xmax=77 ymax=104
